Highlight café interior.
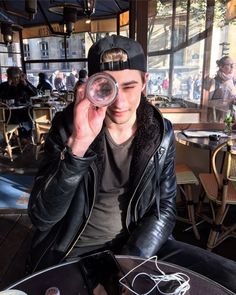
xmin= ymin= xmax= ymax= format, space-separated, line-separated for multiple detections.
xmin=0 ymin=0 xmax=236 ymax=292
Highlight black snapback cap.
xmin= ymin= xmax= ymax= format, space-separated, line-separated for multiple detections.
xmin=88 ymin=35 xmax=147 ymax=76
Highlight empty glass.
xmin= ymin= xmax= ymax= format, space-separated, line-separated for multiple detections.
xmin=86 ymin=72 xmax=118 ymax=107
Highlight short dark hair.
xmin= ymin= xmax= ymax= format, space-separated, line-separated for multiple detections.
xmin=6 ymin=66 xmax=21 ymax=78
xmin=38 ymin=72 xmax=48 ymax=80
xmin=79 ymin=69 xmax=88 ymax=79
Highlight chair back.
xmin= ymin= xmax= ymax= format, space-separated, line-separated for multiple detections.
xmin=211 ymin=138 xmax=236 ymax=202
xmin=0 ymin=102 xmax=11 ymax=124
xmin=29 ymin=106 xmax=54 ymax=124
xmin=65 ymin=91 xmax=74 ymax=103
xmin=226 ymin=139 xmax=236 ymax=182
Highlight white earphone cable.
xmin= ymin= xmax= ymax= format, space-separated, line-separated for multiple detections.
xmin=119 ymin=256 xmax=190 ymax=295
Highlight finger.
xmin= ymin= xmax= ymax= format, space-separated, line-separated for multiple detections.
xmin=96 ymin=105 xmax=108 ymax=116
xmin=75 ymin=84 xmax=86 ymax=104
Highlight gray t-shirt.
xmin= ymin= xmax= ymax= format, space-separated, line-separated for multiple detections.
xmin=77 ymin=128 xmax=134 ymax=247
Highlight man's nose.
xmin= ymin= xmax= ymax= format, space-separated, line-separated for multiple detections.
xmin=113 ymin=91 xmax=126 ymax=107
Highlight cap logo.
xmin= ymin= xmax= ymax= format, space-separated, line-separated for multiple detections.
xmin=100 ymin=60 xmax=130 ymax=71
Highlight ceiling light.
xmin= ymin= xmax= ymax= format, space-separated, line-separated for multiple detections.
xmin=83 ymin=0 xmax=96 ymax=17
xmin=1 ymin=22 xmax=13 ymax=45
xmin=48 ymin=3 xmax=84 ymax=36
xmin=48 ymin=3 xmax=83 ymax=16
xmin=25 ymin=0 xmax=37 ymax=20
xmin=63 ymin=7 xmax=77 ymax=35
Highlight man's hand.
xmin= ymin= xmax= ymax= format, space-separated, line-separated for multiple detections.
xmin=20 ymin=72 xmax=27 ymax=86
xmin=67 ymin=84 xmax=107 ymax=157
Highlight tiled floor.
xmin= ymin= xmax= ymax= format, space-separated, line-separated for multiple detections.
xmin=0 ymin=143 xmax=236 ymax=290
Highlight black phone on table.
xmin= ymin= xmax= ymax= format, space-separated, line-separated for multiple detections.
xmin=78 ymin=250 xmax=126 ymax=295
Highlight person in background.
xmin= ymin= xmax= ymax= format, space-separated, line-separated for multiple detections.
xmin=162 ymin=76 xmax=169 ymax=95
xmin=37 ymin=72 xmax=53 ymax=94
xmin=205 ymin=56 xmax=236 ymax=121
xmin=27 ymin=35 xmax=236 ymax=293
xmin=193 ymin=73 xmax=202 ymax=100
xmin=0 ymin=67 xmax=37 ymax=140
xmin=54 ymin=71 xmax=66 ymax=92
xmin=206 ymin=56 xmax=236 ymax=101
xmin=49 ymin=70 xmax=59 ymax=90
xmin=0 ymin=66 xmax=37 ymax=105
xmin=186 ymin=75 xmax=194 ymax=100
xmin=78 ymin=69 xmax=88 ymax=84
xmin=73 ymin=69 xmax=88 ymax=99
xmin=66 ymin=69 xmax=78 ymax=91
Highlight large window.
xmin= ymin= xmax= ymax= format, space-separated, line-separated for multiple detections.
xmin=23 ymin=43 xmax=30 ymax=59
xmin=40 ymin=41 xmax=49 ymax=58
xmin=0 ymin=31 xmax=22 ymax=83
xmin=147 ymin=0 xmax=236 ymax=124
xmin=147 ymin=1 xmax=207 ymax=103
xmin=21 ymin=31 xmax=123 ymax=88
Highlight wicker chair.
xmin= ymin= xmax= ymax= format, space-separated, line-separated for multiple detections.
xmin=28 ymin=106 xmax=54 ymax=160
xmin=176 ymin=163 xmax=200 ymax=240
xmin=199 ymin=138 xmax=236 ymax=251
xmin=0 ymin=102 xmax=22 ymax=161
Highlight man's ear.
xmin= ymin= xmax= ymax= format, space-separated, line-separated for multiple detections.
xmin=141 ymin=72 xmax=149 ymax=93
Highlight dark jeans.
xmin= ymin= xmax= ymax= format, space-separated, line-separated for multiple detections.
xmin=157 ymin=239 xmax=236 ymax=293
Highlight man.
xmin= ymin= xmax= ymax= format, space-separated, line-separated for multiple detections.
xmin=28 ymin=35 xmax=236 ymax=293
xmin=66 ymin=69 xmax=78 ymax=91
xmin=0 ymin=67 xmax=37 ymax=139
xmin=78 ymin=69 xmax=88 ymax=84
xmin=74 ymin=69 xmax=88 ymax=99
xmin=37 ymin=72 xmax=53 ymax=94
xmin=0 ymin=66 xmax=37 ymax=104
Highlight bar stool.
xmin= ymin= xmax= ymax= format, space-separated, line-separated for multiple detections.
xmin=176 ymin=163 xmax=200 ymax=240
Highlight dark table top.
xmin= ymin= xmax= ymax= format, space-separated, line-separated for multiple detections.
xmin=4 ymin=255 xmax=234 ymax=295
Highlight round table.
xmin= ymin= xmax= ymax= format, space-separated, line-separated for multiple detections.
xmin=5 ymin=255 xmax=234 ymax=295
xmin=176 ymin=131 xmax=236 ymax=172
xmin=175 ymin=131 xmax=232 ymax=151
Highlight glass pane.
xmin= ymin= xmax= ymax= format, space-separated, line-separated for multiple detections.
xmin=189 ymin=0 xmax=207 ymax=39
xmin=174 ymin=0 xmax=187 ymax=47
xmin=26 ymin=62 xmax=87 ymax=89
xmin=172 ymin=40 xmax=204 ymax=102
xmin=0 ymin=40 xmax=22 ymax=83
xmin=147 ymin=55 xmax=170 ymax=107
xmin=148 ymin=1 xmax=172 ymax=52
xmin=23 ymin=33 xmax=86 ymax=61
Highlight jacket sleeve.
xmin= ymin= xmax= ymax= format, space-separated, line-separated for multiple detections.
xmin=121 ymin=120 xmax=177 ymax=257
xmin=28 ymin=110 xmax=95 ymax=232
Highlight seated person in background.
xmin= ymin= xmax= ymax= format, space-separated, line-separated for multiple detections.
xmin=0 ymin=66 xmax=37 ymax=105
xmin=204 ymin=56 xmax=236 ymax=121
xmin=37 ymin=72 xmax=53 ymax=94
xmin=73 ymin=69 xmax=88 ymax=99
xmin=66 ymin=69 xmax=78 ymax=91
xmin=0 ymin=67 xmax=36 ymax=139
xmin=27 ymin=35 xmax=236 ymax=293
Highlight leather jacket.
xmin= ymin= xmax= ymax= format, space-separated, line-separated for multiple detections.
xmin=28 ymin=97 xmax=177 ymax=272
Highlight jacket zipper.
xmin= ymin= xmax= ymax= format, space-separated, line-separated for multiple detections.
xmin=126 ymin=150 xmax=158 ymax=231
xmin=126 ymin=112 xmax=166 ymax=231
